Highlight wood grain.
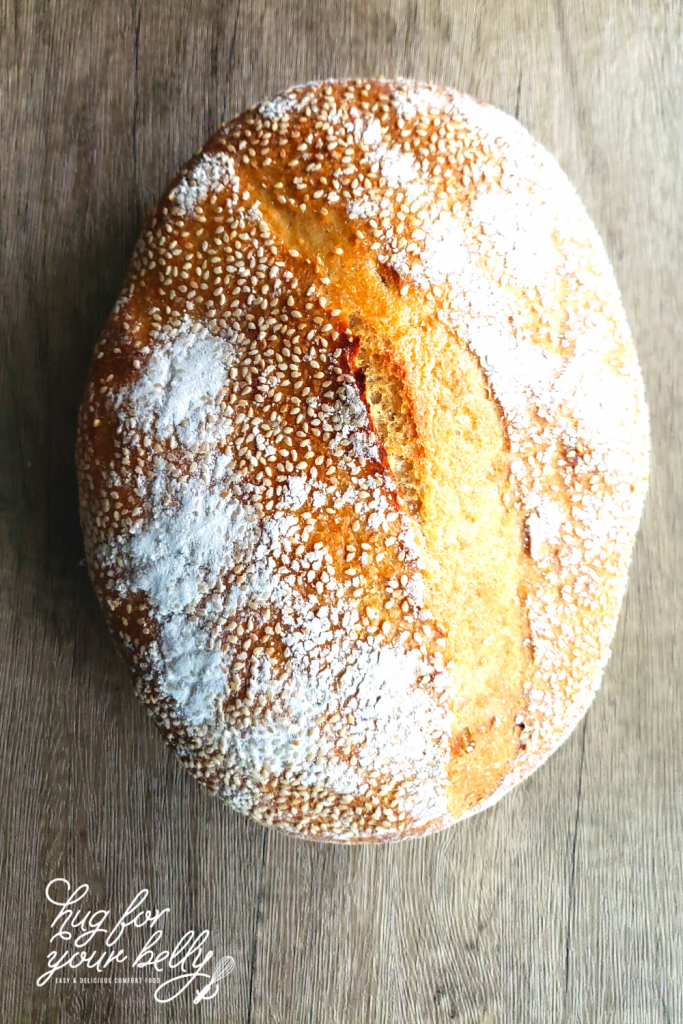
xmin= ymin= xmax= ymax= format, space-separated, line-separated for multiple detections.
xmin=0 ymin=1 xmax=681 ymax=1021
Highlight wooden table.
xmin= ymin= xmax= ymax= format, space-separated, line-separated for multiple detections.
xmin=1 ymin=2 xmax=680 ymax=1021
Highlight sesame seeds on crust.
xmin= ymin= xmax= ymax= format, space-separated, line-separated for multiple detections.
xmin=76 ymin=79 xmax=649 ymax=842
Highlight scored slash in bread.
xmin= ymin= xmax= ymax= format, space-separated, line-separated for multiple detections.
xmin=76 ymin=79 xmax=649 ymax=842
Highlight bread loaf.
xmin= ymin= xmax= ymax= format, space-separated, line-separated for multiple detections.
xmin=76 ymin=79 xmax=649 ymax=842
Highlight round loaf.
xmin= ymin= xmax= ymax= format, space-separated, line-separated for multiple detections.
xmin=76 ymin=79 xmax=649 ymax=842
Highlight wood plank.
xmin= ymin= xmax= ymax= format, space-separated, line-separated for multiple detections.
xmin=0 ymin=1 xmax=680 ymax=1021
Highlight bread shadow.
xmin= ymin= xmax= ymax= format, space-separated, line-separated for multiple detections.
xmin=1 ymin=186 xmax=139 ymax=688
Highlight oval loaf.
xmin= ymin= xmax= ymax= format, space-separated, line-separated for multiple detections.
xmin=76 ymin=79 xmax=649 ymax=842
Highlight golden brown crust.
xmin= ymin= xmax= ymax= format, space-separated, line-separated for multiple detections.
xmin=76 ymin=79 xmax=649 ymax=842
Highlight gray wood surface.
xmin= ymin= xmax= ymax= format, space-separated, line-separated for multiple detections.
xmin=0 ymin=1 xmax=680 ymax=1021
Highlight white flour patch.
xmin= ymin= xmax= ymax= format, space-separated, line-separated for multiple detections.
xmin=278 ymin=475 xmax=311 ymax=511
xmin=380 ymin=147 xmax=420 ymax=188
xmin=151 ymin=618 xmax=229 ymax=725
xmin=393 ymin=83 xmax=450 ymax=121
xmin=228 ymin=595 xmax=453 ymax=808
xmin=347 ymin=195 xmax=379 ymax=221
xmin=526 ymin=499 xmax=564 ymax=560
xmin=450 ymin=92 xmax=529 ymax=153
xmin=463 ymin=314 xmax=562 ymax=425
xmin=127 ymin=320 xmax=236 ymax=445
xmin=470 ymin=187 xmax=560 ymax=289
xmin=258 ymin=94 xmax=300 ymax=120
xmin=552 ymin=339 xmax=640 ymax=473
xmin=169 ymin=150 xmax=240 ymax=217
xmin=362 ymin=117 xmax=383 ymax=148
xmin=129 ymin=483 xmax=255 ymax=612
xmin=128 ymin=478 xmax=257 ymax=725
xmin=421 ymin=213 xmax=470 ymax=286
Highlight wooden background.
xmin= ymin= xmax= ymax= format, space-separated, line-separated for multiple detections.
xmin=1 ymin=1 xmax=681 ymax=1021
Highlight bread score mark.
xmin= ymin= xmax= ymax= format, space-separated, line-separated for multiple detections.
xmin=242 ymin=149 xmax=534 ymax=814
xmin=350 ymin=324 xmax=425 ymax=520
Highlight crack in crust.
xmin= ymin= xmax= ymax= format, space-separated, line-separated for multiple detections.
xmin=351 ymin=322 xmax=424 ymax=519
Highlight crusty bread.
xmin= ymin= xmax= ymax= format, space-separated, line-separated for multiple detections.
xmin=76 ymin=79 xmax=649 ymax=842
